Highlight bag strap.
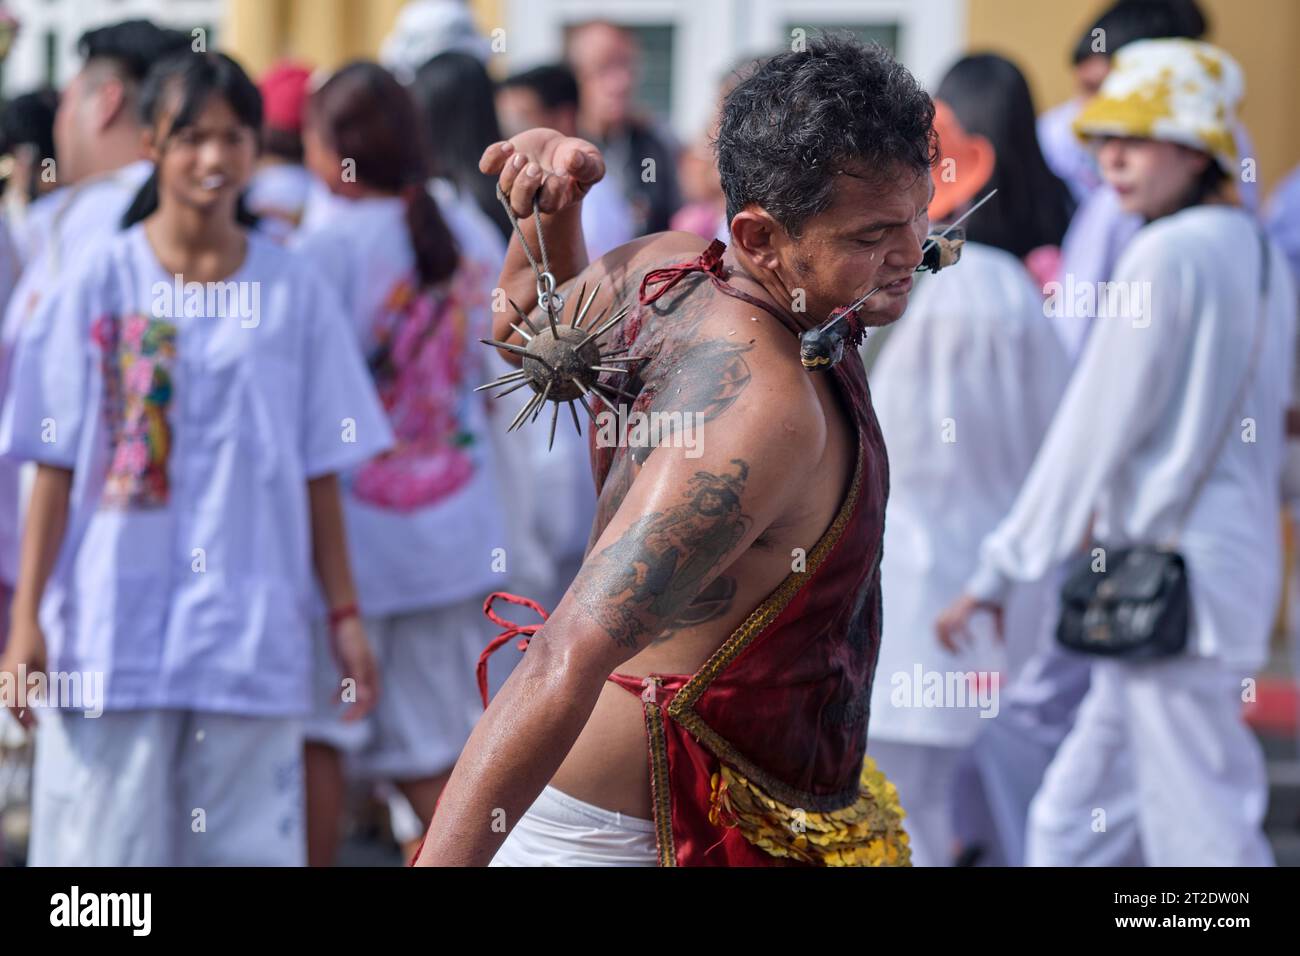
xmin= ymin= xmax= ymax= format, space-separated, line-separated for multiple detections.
xmin=1167 ymin=220 xmax=1272 ymax=543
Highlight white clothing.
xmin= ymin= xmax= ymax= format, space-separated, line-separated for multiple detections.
xmin=246 ymin=163 xmax=314 ymax=244
xmin=0 ymin=162 xmax=152 ymax=587
xmin=581 ymin=178 xmax=635 ymax=261
xmin=489 ymin=785 xmax=658 ymax=867
xmin=1026 ymin=656 xmax=1273 ymax=867
xmin=869 ymin=740 xmax=962 ymax=867
xmin=306 ymin=597 xmax=487 ymax=779
xmin=967 ymin=206 xmax=1297 ymax=671
xmin=29 ymin=708 xmax=305 ymax=866
xmin=0 ymin=224 xmax=392 ymax=715
xmin=294 ymin=196 xmax=506 ymax=614
xmin=869 ymin=243 xmax=1068 ymax=746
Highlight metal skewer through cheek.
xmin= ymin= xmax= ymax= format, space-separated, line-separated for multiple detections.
xmin=815 ymin=187 xmax=998 ymax=337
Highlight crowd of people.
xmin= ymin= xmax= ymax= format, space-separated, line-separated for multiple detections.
xmin=0 ymin=0 xmax=1297 ymax=868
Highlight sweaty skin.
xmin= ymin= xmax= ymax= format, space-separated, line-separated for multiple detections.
xmin=414 ymin=130 xmax=928 ymax=865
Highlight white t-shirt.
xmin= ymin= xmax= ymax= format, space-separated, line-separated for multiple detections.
xmin=246 ymin=163 xmax=314 ymax=244
xmin=868 ymin=243 xmax=1069 ymax=746
xmin=0 ymin=161 xmax=153 ymax=586
xmin=294 ymin=195 xmax=508 ymax=615
xmin=0 ymin=224 xmax=392 ymax=715
xmin=967 ymin=206 xmax=1297 ymax=670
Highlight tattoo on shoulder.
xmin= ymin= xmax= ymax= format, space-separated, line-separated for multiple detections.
xmin=572 ymin=459 xmax=752 ymax=649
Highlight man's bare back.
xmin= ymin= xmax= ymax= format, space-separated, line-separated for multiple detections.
xmin=544 ymin=233 xmax=858 ymax=817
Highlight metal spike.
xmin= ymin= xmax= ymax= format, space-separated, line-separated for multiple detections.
xmin=508 ymin=392 xmax=544 ymax=433
xmin=568 ymin=400 xmax=582 ymax=436
xmin=507 ymin=298 xmax=541 ymax=335
xmin=480 ymin=339 xmax=555 ymax=372
xmin=578 ymin=305 xmax=629 ymax=348
xmin=488 ymin=378 xmax=534 ymax=400
xmin=548 ymin=402 xmax=560 ymax=451
xmin=473 ymin=370 xmax=526 ymax=392
xmin=574 ymin=281 xmax=602 ymax=330
xmin=572 ymin=380 xmax=599 ymax=422
xmin=590 ymin=365 xmax=632 ymax=375
xmin=509 ymin=322 xmax=534 ymax=342
xmin=531 ymin=377 xmax=553 ymax=423
xmin=593 ymin=381 xmax=637 ymax=402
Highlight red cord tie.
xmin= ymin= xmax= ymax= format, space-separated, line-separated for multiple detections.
xmin=477 ymin=591 xmax=551 ymax=708
xmin=638 ymin=238 xmax=727 ymax=305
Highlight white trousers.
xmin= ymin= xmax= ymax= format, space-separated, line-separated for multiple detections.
xmin=30 ymin=708 xmax=304 ymax=866
xmin=868 ymin=739 xmax=963 ymax=867
xmin=1027 ymin=655 xmax=1274 ymax=867
xmin=489 ymin=786 xmax=658 ymax=867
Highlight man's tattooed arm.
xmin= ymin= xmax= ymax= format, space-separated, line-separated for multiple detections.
xmin=571 ymin=459 xmax=751 ymax=649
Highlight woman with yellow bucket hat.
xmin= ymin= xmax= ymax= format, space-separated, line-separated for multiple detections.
xmin=938 ymin=39 xmax=1295 ymax=866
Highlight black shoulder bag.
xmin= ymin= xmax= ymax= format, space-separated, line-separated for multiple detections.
xmin=1056 ymin=224 xmax=1272 ymax=659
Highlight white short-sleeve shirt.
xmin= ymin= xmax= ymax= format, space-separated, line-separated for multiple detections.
xmin=0 ymin=223 xmax=393 ymax=715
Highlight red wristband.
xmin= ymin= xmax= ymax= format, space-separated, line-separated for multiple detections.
xmin=328 ymin=603 xmax=359 ymax=628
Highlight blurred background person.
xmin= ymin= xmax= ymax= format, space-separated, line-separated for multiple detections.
xmin=409 ymin=51 xmax=511 ymax=241
xmin=296 ymin=61 xmax=508 ymax=866
xmin=566 ymin=19 xmax=679 ymax=237
xmin=0 ymin=87 xmax=59 ymax=261
xmin=496 ymin=63 xmax=632 ymax=259
xmin=246 ymin=60 xmax=314 ymax=243
xmin=866 ymin=74 xmax=1071 ymax=866
xmin=938 ymin=39 xmax=1293 ymax=867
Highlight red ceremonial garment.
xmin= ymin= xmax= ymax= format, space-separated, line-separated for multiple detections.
xmin=473 ymin=241 xmax=909 ymax=866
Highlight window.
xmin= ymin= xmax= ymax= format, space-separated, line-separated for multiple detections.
xmin=784 ymin=21 xmax=900 ymax=55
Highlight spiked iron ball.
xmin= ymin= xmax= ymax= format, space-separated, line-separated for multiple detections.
xmin=477 ymin=281 xmax=641 ymax=450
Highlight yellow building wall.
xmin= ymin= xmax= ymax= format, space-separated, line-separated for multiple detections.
xmin=223 ymin=0 xmax=1297 ymax=194
xmin=967 ymin=0 xmax=1300 ymax=194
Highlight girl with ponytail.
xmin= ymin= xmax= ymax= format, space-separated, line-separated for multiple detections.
xmin=296 ymin=60 xmax=508 ymax=866
xmin=1 ymin=50 xmax=390 ymax=865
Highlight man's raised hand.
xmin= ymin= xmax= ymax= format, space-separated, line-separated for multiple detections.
xmin=479 ymin=128 xmax=605 ymax=219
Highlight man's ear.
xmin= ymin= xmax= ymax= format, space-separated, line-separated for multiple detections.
xmin=729 ymin=208 xmax=784 ymax=272
xmin=95 ymin=77 xmax=128 ymax=133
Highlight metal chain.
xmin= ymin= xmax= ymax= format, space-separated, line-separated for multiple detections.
xmin=496 ymin=186 xmax=561 ymax=315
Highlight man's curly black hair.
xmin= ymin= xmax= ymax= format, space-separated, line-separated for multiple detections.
xmin=716 ymin=33 xmax=936 ymax=236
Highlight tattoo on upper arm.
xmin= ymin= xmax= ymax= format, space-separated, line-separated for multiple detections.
xmin=572 ymin=459 xmax=752 ymax=649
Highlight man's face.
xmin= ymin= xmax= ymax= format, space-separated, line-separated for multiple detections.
xmin=1075 ymin=54 xmax=1110 ymax=99
xmin=497 ymin=86 xmax=571 ymax=138
xmin=570 ymin=24 xmax=637 ymax=131
xmin=778 ymin=163 xmax=932 ymax=328
xmin=53 ymin=69 xmax=95 ymax=184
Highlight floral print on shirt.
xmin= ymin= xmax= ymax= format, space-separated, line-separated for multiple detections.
xmin=352 ymin=276 xmax=477 ymax=511
xmin=91 ymin=313 xmax=177 ymax=508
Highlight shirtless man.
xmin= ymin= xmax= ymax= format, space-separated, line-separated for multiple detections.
xmin=415 ymin=34 xmax=935 ymax=867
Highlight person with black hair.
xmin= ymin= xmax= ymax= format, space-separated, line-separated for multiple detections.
xmin=415 ymin=33 xmax=931 ymax=868
xmin=566 ymin=21 xmax=680 ymax=237
xmin=939 ymin=39 xmax=1292 ymax=867
xmin=409 ymin=50 xmax=512 ymax=241
xmin=0 ymin=50 xmax=390 ymax=866
xmin=497 ymin=63 xmax=633 ymax=260
xmin=864 ymin=81 xmax=1071 ymax=865
xmin=1039 ymin=0 xmax=1207 ymax=202
xmin=0 ymin=20 xmax=190 ymax=666
xmin=0 ymin=88 xmax=60 ymax=230
xmin=293 ymin=59 xmax=511 ymax=868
